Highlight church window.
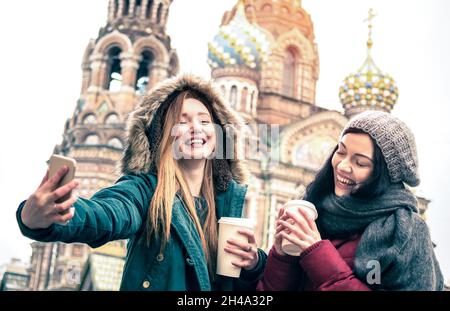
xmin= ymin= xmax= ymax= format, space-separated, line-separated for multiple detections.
xmin=123 ymin=0 xmax=130 ymax=16
xmin=241 ymin=87 xmax=248 ymax=112
xmin=106 ymin=46 xmax=122 ymax=92
xmin=156 ymin=3 xmax=163 ymax=24
xmin=113 ymin=0 xmax=119 ymax=18
xmin=57 ymin=244 xmax=66 ymax=256
xmin=134 ymin=0 xmax=142 ymax=17
xmin=105 ymin=113 xmax=120 ymax=124
xmin=108 ymin=137 xmax=123 ymax=149
xmin=54 ymin=268 xmax=64 ymax=284
xmin=146 ymin=0 xmax=153 ymax=19
xmin=230 ymin=86 xmax=238 ymax=108
xmin=84 ymin=134 xmax=100 ymax=145
xmin=136 ymin=50 xmax=154 ymax=95
xmin=72 ymin=245 xmax=84 ymax=257
xmin=82 ymin=114 xmax=97 ymax=125
xmin=282 ymin=48 xmax=297 ymax=97
xmin=262 ymin=4 xmax=272 ymax=12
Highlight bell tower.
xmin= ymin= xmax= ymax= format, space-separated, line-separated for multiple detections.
xmin=28 ymin=0 xmax=179 ymax=291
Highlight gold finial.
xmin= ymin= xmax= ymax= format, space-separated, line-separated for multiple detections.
xmin=364 ymin=8 xmax=376 ymax=50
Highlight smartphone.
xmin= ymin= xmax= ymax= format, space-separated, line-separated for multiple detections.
xmin=48 ymin=154 xmax=77 ymax=204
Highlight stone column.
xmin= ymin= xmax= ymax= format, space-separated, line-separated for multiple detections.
xmin=120 ymin=52 xmax=140 ymax=92
xmin=88 ymin=54 xmax=107 ymax=92
xmin=148 ymin=61 xmax=169 ymax=88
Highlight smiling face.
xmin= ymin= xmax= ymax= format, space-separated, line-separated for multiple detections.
xmin=173 ymin=97 xmax=217 ymax=161
xmin=331 ymin=132 xmax=375 ymax=197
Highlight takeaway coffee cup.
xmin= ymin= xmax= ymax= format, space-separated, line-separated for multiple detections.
xmin=216 ymin=217 xmax=254 ymax=278
xmin=281 ymin=200 xmax=318 ymax=256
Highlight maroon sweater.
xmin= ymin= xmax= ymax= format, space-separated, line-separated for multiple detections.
xmin=257 ymin=236 xmax=371 ymax=291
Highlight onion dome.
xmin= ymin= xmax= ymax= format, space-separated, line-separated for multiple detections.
xmin=339 ymin=9 xmax=398 ymax=115
xmin=207 ymin=2 xmax=270 ymax=71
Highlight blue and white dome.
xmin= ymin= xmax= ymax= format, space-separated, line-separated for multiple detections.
xmin=207 ymin=4 xmax=270 ymax=71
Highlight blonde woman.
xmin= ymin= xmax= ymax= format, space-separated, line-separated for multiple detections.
xmin=17 ymin=75 xmax=266 ymax=291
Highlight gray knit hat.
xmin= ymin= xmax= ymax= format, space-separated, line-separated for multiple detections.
xmin=342 ymin=111 xmax=420 ymax=187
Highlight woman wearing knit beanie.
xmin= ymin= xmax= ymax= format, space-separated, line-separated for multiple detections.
xmin=258 ymin=110 xmax=444 ymax=291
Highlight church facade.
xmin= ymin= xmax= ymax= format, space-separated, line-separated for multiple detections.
xmin=25 ymin=0 xmax=429 ymax=291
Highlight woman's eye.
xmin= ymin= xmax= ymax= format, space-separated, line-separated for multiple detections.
xmin=357 ymin=162 xmax=369 ymax=167
xmin=201 ymin=120 xmax=211 ymax=124
xmin=179 ymin=121 xmax=188 ymax=124
xmin=336 ymin=150 xmax=345 ymax=155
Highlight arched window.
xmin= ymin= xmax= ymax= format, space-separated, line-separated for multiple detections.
xmin=134 ymin=0 xmax=142 ymax=17
xmin=57 ymin=244 xmax=66 ymax=256
xmin=108 ymin=137 xmax=123 ymax=149
xmin=123 ymin=0 xmax=130 ymax=16
xmin=282 ymin=48 xmax=297 ymax=97
xmin=72 ymin=245 xmax=84 ymax=257
xmin=84 ymin=134 xmax=99 ymax=145
xmin=82 ymin=114 xmax=97 ymax=125
xmin=106 ymin=46 xmax=122 ymax=91
xmin=241 ymin=87 xmax=248 ymax=112
xmin=113 ymin=0 xmax=119 ymax=18
xmin=230 ymin=86 xmax=238 ymax=108
xmin=156 ymin=3 xmax=163 ymax=24
xmin=105 ymin=113 xmax=120 ymax=124
xmin=135 ymin=50 xmax=154 ymax=95
xmin=146 ymin=0 xmax=153 ymax=19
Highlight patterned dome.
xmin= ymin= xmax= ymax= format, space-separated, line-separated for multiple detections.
xmin=339 ymin=9 xmax=399 ymax=112
xmin=339 ymin=67 xmax=398 ymax=111
xmin=207 ymin=4 xmax=270 ymax=71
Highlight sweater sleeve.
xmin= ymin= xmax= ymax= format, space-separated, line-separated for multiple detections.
xmin=299 ymin=240 xmax=371 ymax=291
xmin=234 ymin=248 xmax=268 ymax=290
xmin=256 ymin=247 xmax=303 ymax=291
xmin=16 ymin=174 xmax=153 ymax=248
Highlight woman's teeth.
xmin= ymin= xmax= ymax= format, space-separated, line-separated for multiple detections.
xmin=190 ymin=139 xmax=204 ymax=147
xmin=337 ymin=175 xmax=356 ymax=186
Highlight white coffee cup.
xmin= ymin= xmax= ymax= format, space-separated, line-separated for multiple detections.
xmin=281 ymin=200 xmax=318 ymax=256
xmin=216 ymin=217 xmax=254 ymax=278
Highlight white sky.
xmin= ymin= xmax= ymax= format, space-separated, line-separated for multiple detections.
xmin=0 ymin=0 xmax=449 ymax=284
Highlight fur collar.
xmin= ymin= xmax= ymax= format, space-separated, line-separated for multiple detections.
xmin=120 ymin=74 xmax=249 ymax=191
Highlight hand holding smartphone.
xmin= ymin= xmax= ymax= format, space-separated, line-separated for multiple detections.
xmin=48 ymin=154 xmax=77 ymax=204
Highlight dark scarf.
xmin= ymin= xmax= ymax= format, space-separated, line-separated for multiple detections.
xmin=316 ymin=184 xmax=444 ymax=290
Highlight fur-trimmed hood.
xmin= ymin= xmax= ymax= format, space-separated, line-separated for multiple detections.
xmin=120 ymin=74 xmax=249 ymax=191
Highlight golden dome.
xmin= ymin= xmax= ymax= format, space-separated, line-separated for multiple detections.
xmin=339 ymin=9 xmax=399 ymax=114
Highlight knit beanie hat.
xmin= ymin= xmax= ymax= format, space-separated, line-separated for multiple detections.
xmin=342 ymin=111 xmax=420 ymax=187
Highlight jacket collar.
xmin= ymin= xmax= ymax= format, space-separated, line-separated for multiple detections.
xmin=170 ymin=180 xmax=248 ymax=290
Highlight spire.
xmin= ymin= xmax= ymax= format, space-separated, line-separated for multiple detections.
xmin=339 ymin=9 xmax=399 ymax=117
xmin=359 ymin=8 xmax=381 ymax=74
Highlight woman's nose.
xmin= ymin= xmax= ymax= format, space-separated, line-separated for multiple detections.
xmin=191 ymin=120 xmax=202 ymax=133
xmin=337 ymin=158 xmax=352 ymax=173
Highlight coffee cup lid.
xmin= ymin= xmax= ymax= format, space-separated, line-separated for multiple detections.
xmin=218 ymin=217 xmax=254 ymax=228
xmin=284 ymin=200 xmax=317 ymax=218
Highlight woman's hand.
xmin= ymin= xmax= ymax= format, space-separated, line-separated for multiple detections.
xmin=278 ymin=207 xmax=322 ymax=253
xmin=224 ymin=228 xmax=259 ymax=271
xmin=273 ymin=205 xmax=289 ymax=256
xmin=21 ymin=166 xmax=79 ymax=229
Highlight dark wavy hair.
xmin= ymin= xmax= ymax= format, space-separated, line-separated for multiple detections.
xmin=304 ymin=128 xmax=392 ymax=206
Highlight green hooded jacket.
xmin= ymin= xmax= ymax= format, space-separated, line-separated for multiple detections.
xmin=16 ymin=75 xmax=267 ymax=290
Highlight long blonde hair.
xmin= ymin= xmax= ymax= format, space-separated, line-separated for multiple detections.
xmin=146 ymin=90 xmax=218 ymax=276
